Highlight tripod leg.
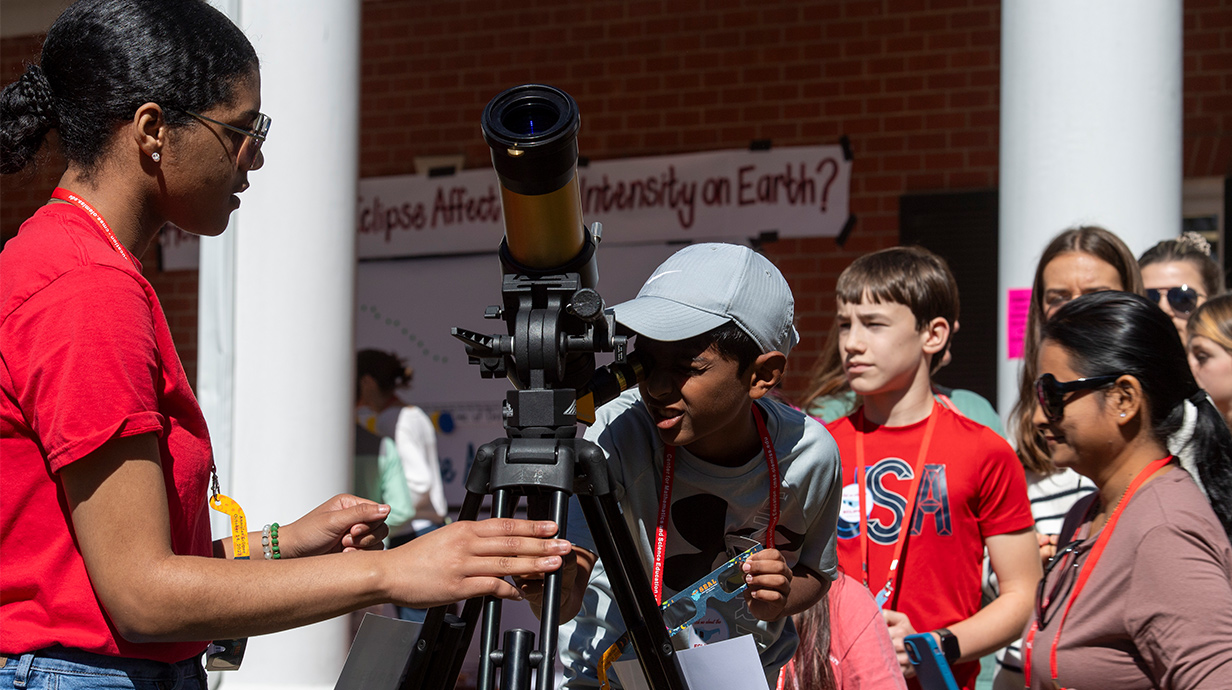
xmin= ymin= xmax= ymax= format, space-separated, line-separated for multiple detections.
xmin=535 ymin=490 xmax=568 ymax=690
xmin=576 ymin=492 xmax=688 ymax=690
xmin=477 ymin=488 xmax=515 ymax=690
xmin=400 ymin=486 xmax=490 ymax=690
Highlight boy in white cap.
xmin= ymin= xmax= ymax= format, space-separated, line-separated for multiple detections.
xmin=548 ymin=243 xmax=843 ymax=688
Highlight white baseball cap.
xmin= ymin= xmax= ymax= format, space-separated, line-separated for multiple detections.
xmin=610 ymin=243 xmax=799 ymax=355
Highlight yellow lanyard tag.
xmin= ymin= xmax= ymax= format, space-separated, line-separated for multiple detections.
xmin=205 ymin=490 xmax=250 ymax=670
xmin=209 ymin=493 xmax=250 ymax=560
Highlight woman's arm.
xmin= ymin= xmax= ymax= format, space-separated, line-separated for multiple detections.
xmin=61 ymin=433 xmax=569 ymax=643
xmin=1128 ymin=523 xmax=1232 ymax=689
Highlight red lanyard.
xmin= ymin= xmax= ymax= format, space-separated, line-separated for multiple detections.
xmin=651 ymin=403 xmax=780 ymax=604
xmin=50 ymin=187 xmax=137 ymax=269
xmin=1022 ymin=455 xmax=1173 ymax=689
xmin=855 ymin=402 xmax=939 ymax=610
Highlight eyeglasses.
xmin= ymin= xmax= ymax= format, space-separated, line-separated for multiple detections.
xmin=184 ymin=109 xmax=272 ymax=157
xmin=1035 ymin=373 xmax=1121 ymax=424
xmin=1035 ymin=538 xmax=1086 ymax=629
xmin=1146 ymin=284 xmax=1204 ymax=316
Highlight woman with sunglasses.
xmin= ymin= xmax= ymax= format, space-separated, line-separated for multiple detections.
xmin=1139 ymin=232 xmax=1224 ymax=343
xmin=0 ymin=1 xmax=567 ymax=687
xmin=991 ymin=226 xmax=1141 ymax=690
xmin=1187 ymin=294 xmax=1232 ymax=429
xmin=1025 ymin=290 xmax=1232 ymax=690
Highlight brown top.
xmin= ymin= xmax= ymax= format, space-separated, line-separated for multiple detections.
xmin=1026 ymin=468 xmax=1232 ymax=690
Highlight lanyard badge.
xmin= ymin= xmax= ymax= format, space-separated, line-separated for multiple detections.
xmin=205 ymin=474 xmax=250 ymax=671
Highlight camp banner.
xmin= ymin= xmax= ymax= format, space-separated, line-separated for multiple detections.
xmin=356 ymin=144 xmax=852 ymax=259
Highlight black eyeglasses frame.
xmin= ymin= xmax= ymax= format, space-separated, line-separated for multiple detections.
xmin=1035 ymin=373 xmax=1122 ymax=425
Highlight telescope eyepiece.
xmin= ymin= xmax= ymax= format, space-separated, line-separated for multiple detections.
xmin=482 ymin=84 xmax=580 ymax=196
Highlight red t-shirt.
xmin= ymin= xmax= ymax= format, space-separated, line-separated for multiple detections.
xmin=1 ymin=203 xmax=213 ymax=662
xmin=827 ymin=405 xmax=1034 ymax=690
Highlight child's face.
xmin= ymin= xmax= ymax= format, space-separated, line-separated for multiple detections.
xmin=837 ymin=298 xmax=932 ymax=397
xmin=634 ymin=337 xmax=756 ymax=462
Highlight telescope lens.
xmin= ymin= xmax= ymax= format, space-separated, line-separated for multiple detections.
xmin=501 ymin=99 xmax=561 ymax=137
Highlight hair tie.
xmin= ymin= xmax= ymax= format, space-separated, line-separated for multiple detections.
xmin=1178 ymin=231 xmax=1213 ymax=257
xmin=1170 ymin=393 xmax=1208 ymax=498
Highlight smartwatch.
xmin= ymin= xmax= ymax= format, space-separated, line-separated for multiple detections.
xmin=934 ymin=628 xmax=960 ymax=665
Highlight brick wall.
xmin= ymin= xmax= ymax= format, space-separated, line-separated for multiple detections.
xmin=5 ymin=0 xmax=1232 ymax=400
xmin=359 ymin=0 xmax=1002 ymax=397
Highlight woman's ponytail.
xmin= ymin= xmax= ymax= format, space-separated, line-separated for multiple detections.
xmin=1174 ymin=390 xmax=1232 ymax=540
xmin=0 ymin=64 xmax=58 ymax=175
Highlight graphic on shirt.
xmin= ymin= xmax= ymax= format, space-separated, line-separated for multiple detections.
xmin=836 ymin=458 xmax=952 ymax=544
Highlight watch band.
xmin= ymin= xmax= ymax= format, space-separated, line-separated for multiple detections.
xmin=935 ymin=627 xmax=960 ymax=665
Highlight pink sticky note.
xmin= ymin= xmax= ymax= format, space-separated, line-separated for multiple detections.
xmin=1007 ymin=288 xmax=1032 ymax=359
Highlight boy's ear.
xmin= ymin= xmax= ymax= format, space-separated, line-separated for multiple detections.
xmin=920 ymin=316 xmax=951 ymax=356
xmin=747 ymin=351 xmax=787 ymax=399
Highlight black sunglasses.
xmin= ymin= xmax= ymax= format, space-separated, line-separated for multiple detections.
xmin=1035 ymin=538 xmax=1087 ymax=629
xmin=1035 ymin=373 xmax=1121 ymax=424
xmin=1146 ymin=284 xmax=1204 ymax=316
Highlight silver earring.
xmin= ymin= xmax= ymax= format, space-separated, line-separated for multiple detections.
xmin=1120 ymin=413 xmax=1127 ymax=417
xmin=151 ymin=152 xmax=161 ymax=162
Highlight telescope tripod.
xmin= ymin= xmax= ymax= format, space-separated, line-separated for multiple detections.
xmin=400 ymin=266 xmax=688 ymax=690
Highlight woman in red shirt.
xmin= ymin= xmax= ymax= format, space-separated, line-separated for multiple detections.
xmin=0 ymin=1 xmax=566 ymax=687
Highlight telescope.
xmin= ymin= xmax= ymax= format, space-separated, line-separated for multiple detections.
xmin=397 ymin=85 xmax=687 ymax=690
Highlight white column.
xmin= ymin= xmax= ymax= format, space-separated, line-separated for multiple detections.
xmin=997 ymin=0 xmax=1182 ymax=418
xmin=199 ymin=1 xmax=360 ymax=688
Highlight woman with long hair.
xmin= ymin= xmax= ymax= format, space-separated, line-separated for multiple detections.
xmin=1186 ymin=293 xmax=1232 ymax=429
xmin=992 ymin=226 xmax=1142 ymax=690
xmin=1024 ymin=290 xmax=1232 ymax=689
xmin=0 ymin=1 xmax=566 ymax=685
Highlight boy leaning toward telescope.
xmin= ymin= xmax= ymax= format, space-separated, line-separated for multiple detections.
xmin=536 ymin=243 xmax=843 ymax=689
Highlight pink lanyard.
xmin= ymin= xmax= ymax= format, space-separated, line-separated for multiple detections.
xmin=1022 ymin=455 xmax=1173 ymax=689
xmin=651 ymin=403 xmax=780 ymax=604
xmin=855 ymin=402 xmax=938 ymax=609
xmin=50 ymin=187 xmax=137 ymax=269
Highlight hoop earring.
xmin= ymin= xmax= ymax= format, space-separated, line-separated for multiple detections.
xmin=151 ymin=152 xmax=161 ymax=163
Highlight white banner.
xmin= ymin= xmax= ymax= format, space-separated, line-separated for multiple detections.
xmin=357 ymin=144 xmax=852 ymax=259
xmin=355 ymin=243 xmax=679 ymax=508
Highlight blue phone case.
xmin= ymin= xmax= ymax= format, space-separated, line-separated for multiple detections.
xmin=903 ymin=633 xmax=959 ymax=690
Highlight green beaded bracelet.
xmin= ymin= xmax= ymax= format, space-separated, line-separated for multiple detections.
xmin=261 ymin=523 xmax=282 ymax=560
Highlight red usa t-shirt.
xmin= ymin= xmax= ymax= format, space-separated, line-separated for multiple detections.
xmin=1 ymin=203 xmax=213 ymax=662
xmin=826 ymin=405 xmax=1033 ymax=690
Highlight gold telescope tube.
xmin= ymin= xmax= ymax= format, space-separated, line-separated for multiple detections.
xmin=482 ymin=84 xmax=591 ymax=278
xmin=498 ymin=175 xmax=584 ymax=269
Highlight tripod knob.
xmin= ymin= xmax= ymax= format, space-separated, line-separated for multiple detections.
xmin=566 ymin=288 xmax=604 ymax=322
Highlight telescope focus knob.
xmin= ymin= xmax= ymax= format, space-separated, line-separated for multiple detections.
xmin=567 ymin=288 xmax=604 ymax=322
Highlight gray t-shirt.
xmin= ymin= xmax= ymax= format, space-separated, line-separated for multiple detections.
xmin=1026 ymin=468 xmax=1232 ymax=689
xmin=559 ymin=391 xmax=843 ymax=688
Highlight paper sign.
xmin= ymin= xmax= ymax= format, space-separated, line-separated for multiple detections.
xmin=1006 ymin=288 xmax=1033 ymax=359
xmin=612 ymin=634 xmax=768 ymax=690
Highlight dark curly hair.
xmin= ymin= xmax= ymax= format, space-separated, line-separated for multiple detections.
xmin=0 ymin=0 xmax=258 ymax=176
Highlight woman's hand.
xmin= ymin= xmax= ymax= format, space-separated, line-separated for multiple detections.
xmin=383 ymin=518 xmax=572 ymax=609
xmin=278 ymin=494 xmax=391 ymax=558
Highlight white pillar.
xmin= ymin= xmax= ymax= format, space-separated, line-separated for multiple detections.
xmin=199 ymin=1 xmax=360 ymax=688
xmin=997 ymin=0 xmax=1182 ymax=418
